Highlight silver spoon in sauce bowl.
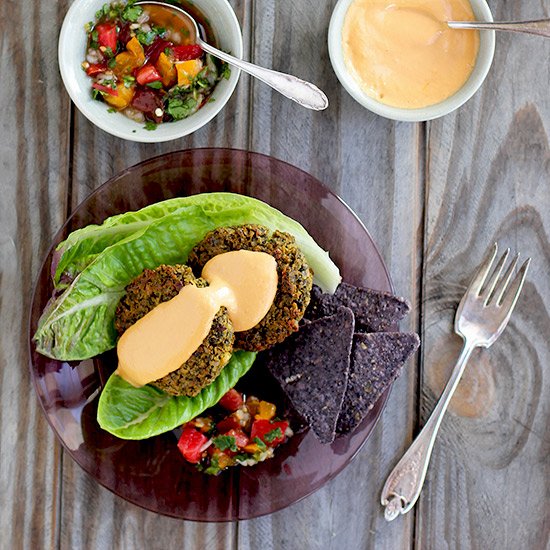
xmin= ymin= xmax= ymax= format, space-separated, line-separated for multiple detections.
xmin=135 ymin=1 xmax=329 ymax=110
xmin=448 ymin=18 xmax=550 ymax=38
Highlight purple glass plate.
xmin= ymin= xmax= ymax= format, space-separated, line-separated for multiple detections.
xmin=29 ymin=148 xmax=394 ymax=521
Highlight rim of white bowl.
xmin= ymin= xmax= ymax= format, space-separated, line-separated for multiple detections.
xmin=59 ymin=0 xmax=243 ymax=142
xmin=328 ymin=0 xmax=496 ymax=122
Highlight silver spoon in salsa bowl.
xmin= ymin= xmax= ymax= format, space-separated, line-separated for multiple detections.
xmin=135 ymin=1 xmax=329 ymax=110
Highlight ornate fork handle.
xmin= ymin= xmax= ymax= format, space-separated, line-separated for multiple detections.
xmin=381 ymin=341 xmax=475 ymax=521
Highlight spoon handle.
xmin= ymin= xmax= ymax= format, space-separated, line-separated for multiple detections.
xmin=198 ymin=40 xmax=329 ymax=111
xmin=448 ymin=19 xmax=550 ymax=38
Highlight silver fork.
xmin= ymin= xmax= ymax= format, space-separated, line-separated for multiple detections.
xmin=381 ymin=243 xmax=531 ymax=521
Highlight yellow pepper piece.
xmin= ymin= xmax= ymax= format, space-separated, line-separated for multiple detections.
xmin=243 ymin=443 xmax=261 ymax=454
xmin=126 ymin=36 xmax=145 ymax=65
xmin=246 ymin=396 xmax=260 ymax=416
xmin=256 ymin=401 xmax=276 ymax=420
xmin=217 ymin=453 xmax=234 ymax=470
xmin=175 ymin=59 xmax=203 ymax=86
xmin=156 ymin=52 xmax=177 ymax=87
xmin=113 ymin=51 xmax=139 ymax=77
xmin=104 ymin=84 xmax=135 ymax=109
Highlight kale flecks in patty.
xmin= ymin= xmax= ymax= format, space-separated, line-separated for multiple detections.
xmin=187 ymin=225 xmax=313 ymax=352
xmin=114 ymin=264 xmax=234 ymax=397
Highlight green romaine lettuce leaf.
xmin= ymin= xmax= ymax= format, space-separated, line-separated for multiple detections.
xmin=35 ymin=204 xmax=214 ymax=359
xmin=54 ymin=193 xmax=251 ymax=286
xmin=34 ymin=193 xmax=340 ymax=361
xmin=97 ymin=350 xmax=256 ymax=440
xmin=53 ymin=193 xmax=341 ymax=293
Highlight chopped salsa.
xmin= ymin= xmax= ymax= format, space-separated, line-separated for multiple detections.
xmin=177 ymin=389 xmax=292 ymax=475
xmin=82 ymin=0 xmax=230 ymax=129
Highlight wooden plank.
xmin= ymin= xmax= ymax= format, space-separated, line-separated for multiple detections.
xmin=417 ymin=1 xmax=550 ymax=548
xmin=59 ymin=1 xmax=252 ymax=548
xmin=0 ymin=0 xmax=72 ymax=548
xmin=239 ymin=1 xmax=423 ymax=548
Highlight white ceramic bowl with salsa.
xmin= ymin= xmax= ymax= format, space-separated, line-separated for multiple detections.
xmin=59 ymin=0 xmax=243 ymax=142
xmin=328 ymin=0 xmax=495 ymax=122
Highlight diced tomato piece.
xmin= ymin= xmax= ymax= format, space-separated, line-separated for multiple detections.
xmin=218 ymin=389 xmax=243 ymax=412
xmin=95 ymin=23 xmax=118 ymax=52
xmin=136 ymin=64 xmax=162 ymax=85
xmin=250 ymin=419 xmax=289 ymax=447
xmin=216 ymin=414 xmax=241 ymax=433
xmin=92 ymin=82 xmax=118 ymax=96
xmin=223 ymin=428 xmax=249 ymax=449
xmin=177 ymin=426 xmax=208 ymax=464
xmin=172 ymin=44 xmax=203 ymax=61
xmin=86 ymin=63 xmax=107 ymax=76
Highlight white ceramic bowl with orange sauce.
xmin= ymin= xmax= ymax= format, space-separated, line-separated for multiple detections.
xmin=328 ymin=0 xmax=495 ymax=122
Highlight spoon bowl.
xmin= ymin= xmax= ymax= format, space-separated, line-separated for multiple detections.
xmin=136 ymin=1 xmax=329 ymax=110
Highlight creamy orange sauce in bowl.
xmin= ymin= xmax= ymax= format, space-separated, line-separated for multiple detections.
xmin=328 ymin=0 xmax=495 ymax=121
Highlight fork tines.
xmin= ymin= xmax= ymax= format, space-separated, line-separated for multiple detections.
xmin=471 ymin=243 xmax=531 ymax=307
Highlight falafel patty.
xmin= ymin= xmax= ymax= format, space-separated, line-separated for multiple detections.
xmin=115 ymin=264 xmax=234 ymax=397
xmin=187 ymin=225 xmax=313 ymax=351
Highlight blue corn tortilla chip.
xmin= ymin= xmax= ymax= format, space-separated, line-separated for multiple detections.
xmin=306 ymin=283 xmax=411 ymax=332
xmin=264 ymin=306 xmax=355 ymax=444
xmin=336 ymin=332 xmax=420 ymax=435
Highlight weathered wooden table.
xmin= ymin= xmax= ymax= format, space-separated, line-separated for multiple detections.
xmin=2 ymin=0 xmax=549 ymax=548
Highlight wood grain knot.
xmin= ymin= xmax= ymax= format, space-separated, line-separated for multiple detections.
xmin=426 ymin=336 xmax=496 ymax=418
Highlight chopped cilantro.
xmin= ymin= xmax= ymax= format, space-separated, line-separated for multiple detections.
xmin=91 ymin=88 xmax=102 ymax=100
xmin=208 ymin=97 xmax=216 ymax=103
xmin=122 ymin=75 xmax=135 ymax=88
xmin=164 ymin=47 xmax=173 ymax=57
xmin=95 ymin=4 xmax=109 ymax=20
xmin=166 ymin=96 xmax=197 ymax=120
xmin=107 ymin=107 xmax=116 ymax=113
xmin=146 ymin=81 xmax=163 ymax=89
xmin=144 ymin=121 xmax=157 ymax=131
xmin=234 ymin=453 xmax=248 ymax=462
xmin=94 ymin=2 xmax=119 ymax=20
xmin=121 ymin=4 xmax=142 ymax=22
xmin=136 ymin=29 xmax=157 ymax=46
xmin=192 ymin=69 xmax=209 ymax=89
xmin=221 ymin=63 xmax=231 ymax=80
xmin=103 ymin=46 xmax=114 ymax=58
xmin=204 ymin=456 xmax=220 ymax=475
xmin=253 ymin=437 xmax=267 ymax=451
xmin=107 ymin=57 xmax=117 ymax=69
xmin=90 ymin=29 xmax=99 ymax=43
xmin=264 ymin=427 xmax=283 ymax=443
xmin=212 ymin=435 xmax=238 ymax=452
